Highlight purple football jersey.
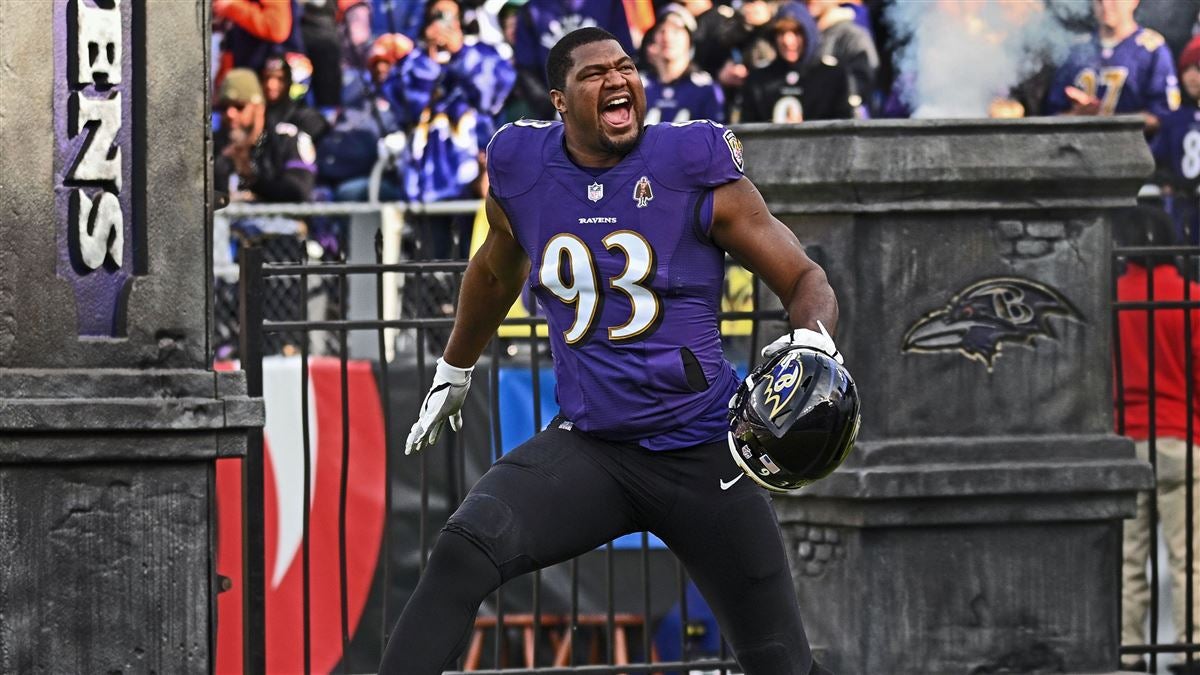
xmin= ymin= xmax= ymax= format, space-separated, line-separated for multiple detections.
xmin=487 ymin=119 xmax=746 ymax=450
xmin=1045 ymin=27 xmax=1180 ymax=120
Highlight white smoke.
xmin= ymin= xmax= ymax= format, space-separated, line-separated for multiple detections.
xmin=884 ymin=0 xmax=1092 ymax=118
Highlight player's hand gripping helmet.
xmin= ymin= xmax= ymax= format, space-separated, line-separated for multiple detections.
xmin=727 ymin=345 xmax=861 ymax=493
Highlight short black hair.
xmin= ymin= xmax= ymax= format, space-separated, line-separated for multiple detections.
xmin=545 ymin=27 xmax=621 ymax=91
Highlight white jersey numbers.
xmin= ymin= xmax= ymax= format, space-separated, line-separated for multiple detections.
xmin=540 ymin=230 xmax=660 ymax=345
xmin=1182 ymin=129 xmax=1200 ymax=180
xmin=540 ymin=234 xmax=600 ymax=344
xmin=603 ymin=231 xmax=659 ymax=341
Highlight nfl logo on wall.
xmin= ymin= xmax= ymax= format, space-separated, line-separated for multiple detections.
xmin=587 ymin=182 xmax=603 ymax=202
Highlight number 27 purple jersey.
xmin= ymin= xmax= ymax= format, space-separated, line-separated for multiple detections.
xmin=486 ymin=119 xmax=745 ymax=450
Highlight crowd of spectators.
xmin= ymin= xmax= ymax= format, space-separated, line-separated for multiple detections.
xmin=211 ymin=0 xmax=1200 ymax=256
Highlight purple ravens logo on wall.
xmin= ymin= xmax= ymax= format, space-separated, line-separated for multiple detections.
xmin=902 ymin=277 xmax=1083 ymax=371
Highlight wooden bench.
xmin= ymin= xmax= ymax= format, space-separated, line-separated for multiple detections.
xmin=463 ymin=613 xmax=656 ymax=669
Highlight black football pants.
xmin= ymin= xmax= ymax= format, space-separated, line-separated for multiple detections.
xmin=379 ymin=419 xmax=820 ymax=674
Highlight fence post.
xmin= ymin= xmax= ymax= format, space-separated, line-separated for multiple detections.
xmin=239 ymin=245 xmax=267 ymax=674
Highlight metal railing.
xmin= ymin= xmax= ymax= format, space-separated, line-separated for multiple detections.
xmin=1113 ymin=243 xmax=1200 ymax=674
xmin=233 ymin=228 xmax=783 ymax=674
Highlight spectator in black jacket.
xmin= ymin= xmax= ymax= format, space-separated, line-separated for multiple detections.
xmin=214 ymin=68 xmax=317 ymax=203
xmin=739 ymin=1 xmax=853 ymax=123
xmin=261 ymin=55 xmax=329 ymax=142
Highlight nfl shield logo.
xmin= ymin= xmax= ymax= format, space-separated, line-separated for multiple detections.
xmin=587 ymin=182 xmax=603 ymax=202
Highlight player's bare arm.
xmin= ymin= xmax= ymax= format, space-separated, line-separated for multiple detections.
xmin=442 ymin=194 xmax=530 ymax=368
xmin=405 ymin=193 xmax=529 ymax=455
xmin=710 ymin=176 xmax=838 ymax=335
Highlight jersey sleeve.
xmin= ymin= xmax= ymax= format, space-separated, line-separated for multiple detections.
xmin=1144 ymin=42 xmax=1181 ymax=121
xmin=485 ymin=120 xmax=552 ymax=199
xmin=653 ymin=120 xmax=744 ymax=192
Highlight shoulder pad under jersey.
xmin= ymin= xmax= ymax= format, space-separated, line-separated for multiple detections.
xmin=486 ymin=119 xmax=558 ymax=198
xmin=641 ymin=119 xmax=744 ymax=192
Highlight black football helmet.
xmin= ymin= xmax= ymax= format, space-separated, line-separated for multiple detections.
xmin=727 ymin=346 xmax=861 ymax=493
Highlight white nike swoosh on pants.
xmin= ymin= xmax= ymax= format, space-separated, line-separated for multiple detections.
xmin=719 ymin=473 xmax=745 ymax=490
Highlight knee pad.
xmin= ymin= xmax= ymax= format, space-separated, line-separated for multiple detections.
xmin=444 ymin=491 xmax=535 ymax=579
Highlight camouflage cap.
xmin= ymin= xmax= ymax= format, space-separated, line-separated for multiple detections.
xmin=219 ymin=68 xmax=264 ymax=105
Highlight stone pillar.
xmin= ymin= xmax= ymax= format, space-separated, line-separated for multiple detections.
xmin=737 ymin=117 xmax=1155 ymax=675
xmin=0 ymin=2 xmax=262 ymax=672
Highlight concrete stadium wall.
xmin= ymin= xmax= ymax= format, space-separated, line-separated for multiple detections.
xmin=0 ymin=2 xmax=261 ymax=672
xmin=737 ymin=117 xmax=1155 ymax=675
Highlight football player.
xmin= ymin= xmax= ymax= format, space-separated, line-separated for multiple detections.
xmin=1044 ymin=0 xmax=1179 ymax=135
xmin=380 ymin=26 xmax=841 ymax=675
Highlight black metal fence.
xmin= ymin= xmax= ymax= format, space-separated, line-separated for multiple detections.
xmin=1114 ymin=243 xmax=1200 ymax=674
xmin=231 ymin=231 xmax=784 ymax=674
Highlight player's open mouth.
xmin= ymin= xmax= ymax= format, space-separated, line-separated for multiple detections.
xmin=600 ymin=95 xmax=633 ymax=130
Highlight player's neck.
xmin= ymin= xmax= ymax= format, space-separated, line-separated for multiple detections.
xmin=1099 ymin=21 xmax=1137 ymax=43
xmin=562 ymin=131 xmax=633 ymax=169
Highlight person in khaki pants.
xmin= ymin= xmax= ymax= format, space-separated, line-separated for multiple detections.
xmin=1115 ymin=206 xmax=1200 ymax=673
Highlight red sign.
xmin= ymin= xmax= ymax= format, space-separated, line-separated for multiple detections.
xmin=215 ymin=357 xmax=387 ymax=674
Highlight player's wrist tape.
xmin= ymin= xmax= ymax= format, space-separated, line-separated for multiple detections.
xmin=436 ymin=357 xmax=473 ymax=386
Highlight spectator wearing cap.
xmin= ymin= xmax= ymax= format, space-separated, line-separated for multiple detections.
xmin=214 ymin=68 xmax=317 ymax=203
xmin=641 ymin=4 xmax=726 ymax=125
xmin=806 ymin=0 xmax=877 ymax=117
xmin=1044 ymin=0 xmax=1179 ymax=135
xmin=1150 ymin=35 xmax=1200 ymax=246
xmin=739 ymin=1 xmax=853 ymax=123
xmin=367 ymin=33 xmax=415 ymax=86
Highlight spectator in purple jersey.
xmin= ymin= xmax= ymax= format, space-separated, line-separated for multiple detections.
xmin=381 ymin=26 xmax=843 ymax=675
xmin=1044 ymin=0 xmax=1180 ymax=135
xmin=641 ymin=4 xmax=726 ymax=125
xmin=511 ymin=0 xmax=636 ymax=119
xmin=1151 ymin=36 xmax=1200 ymax=245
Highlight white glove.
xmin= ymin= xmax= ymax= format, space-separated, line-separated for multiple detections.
xmin=761 ymin=320 xmax=843 ymax=365
xmin=405 ymin=358 xmax=473 ymax=455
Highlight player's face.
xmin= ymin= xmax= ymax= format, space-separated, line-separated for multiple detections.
xmin=1092 ymin=0 xmax=1138 ymax=30
xmin=556 ymin=40 xmax=646 ymax=158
